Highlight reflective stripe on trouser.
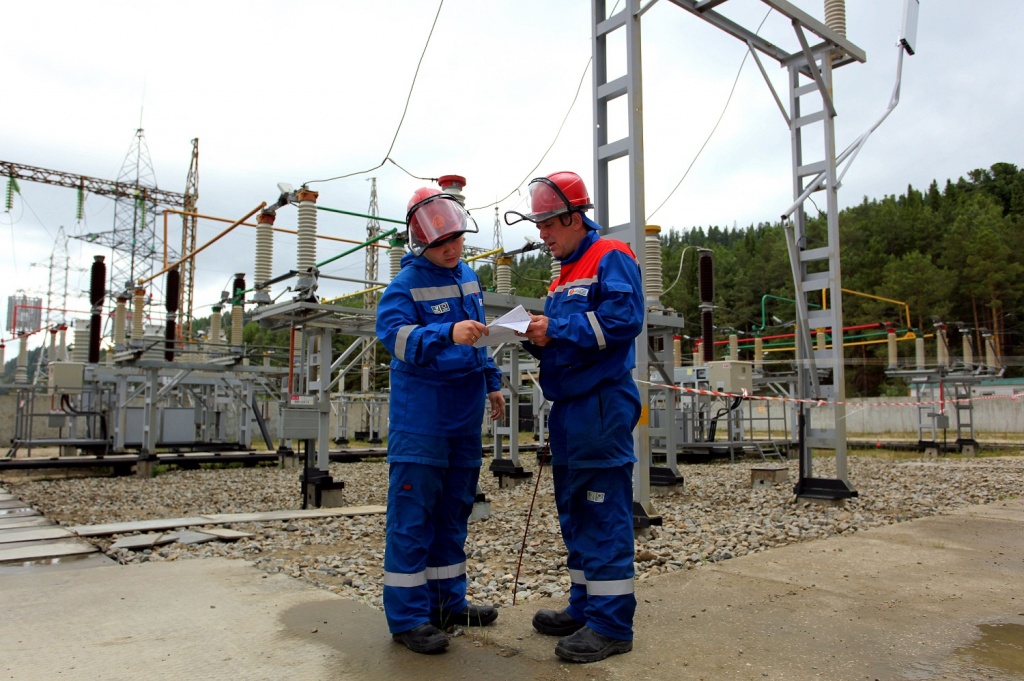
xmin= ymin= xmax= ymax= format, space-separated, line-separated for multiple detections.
xmin=552 ymin=462 xmax=636 ymax=640
xmin=383 ymin=459 xmax=479 ymax=634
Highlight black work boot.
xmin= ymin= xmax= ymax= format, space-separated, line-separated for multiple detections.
xmin=532 ymin=608 xmax=586 ymax=637
xmin=555 ymin=626 xmax=632 ymax=663
xmin=392 ymin=623 xmax=449 ymax=654
xmin=431 ymin=603 xmax=498 ymax=630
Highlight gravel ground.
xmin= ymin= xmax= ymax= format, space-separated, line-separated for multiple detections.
xmin=6 ymin=452 xmax=1024 ymax=613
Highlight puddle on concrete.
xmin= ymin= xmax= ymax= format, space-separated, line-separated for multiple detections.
xmin=0 ymin=551 xmax=114 ymax=574
xmin=952 ymin=622 xmax=1024 ymax=680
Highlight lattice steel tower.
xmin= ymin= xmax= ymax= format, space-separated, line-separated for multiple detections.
xmin=103 ymin=128 xmax=176 ymax=301
xmin=361 ymin=178 xmax=381 ymax=392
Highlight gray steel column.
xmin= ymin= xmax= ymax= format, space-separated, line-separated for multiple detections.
xmin=317 ymin=327 xmax=333 ymax=472
xmin=592 ymin=0 xmax=654 ymax=523
xmin=785 ymin=35 xmax=853 ymax=498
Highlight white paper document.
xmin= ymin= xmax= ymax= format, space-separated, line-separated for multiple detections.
xmin=473 ymin=304 xmax=532 ymax=347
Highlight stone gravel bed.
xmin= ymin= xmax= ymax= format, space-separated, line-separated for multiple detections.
xmin=6 ymin=453 xmax=1023 ymax=613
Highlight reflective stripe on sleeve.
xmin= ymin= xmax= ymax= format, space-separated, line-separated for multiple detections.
xmin=586 ymin=311 xmax=607 ymax=350
xmin=383 ymin=569 xmax=428 ymax=588
xmin=426 ymin=561 xmax=467 ymax=580
xmin=394 ymin=325 xmax=417 ymax=362
xmin=586 ymin=577 xmax=634 ymax=597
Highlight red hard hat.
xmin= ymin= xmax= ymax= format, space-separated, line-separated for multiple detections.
xmin=405 ymin=187 xmax=479 ymax=256
xmin=503 ymin=171 xmax=594 ymax=225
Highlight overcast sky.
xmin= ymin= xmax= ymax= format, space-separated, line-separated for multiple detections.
xmin=2 ymin=0 xmax=1021 ymax=350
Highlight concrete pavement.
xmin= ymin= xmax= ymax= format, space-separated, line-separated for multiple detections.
xmin=3 ymin=499 xmax=1023 ymax=680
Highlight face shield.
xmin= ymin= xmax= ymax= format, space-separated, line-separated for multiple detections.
xmin=503 ymin=177 xmax=579 ymax=226
xmin=406 ymin=193 xmax=479 ymax=257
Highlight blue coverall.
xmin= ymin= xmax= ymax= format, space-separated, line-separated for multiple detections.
xmin=524 ymin=225 xmax=644 ymax=641
xmin=375 ymin=251 xmax=503 ymax=635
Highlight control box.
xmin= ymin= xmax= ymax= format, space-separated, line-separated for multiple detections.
xmin=707 ymin=360 xmax=752 ymax=394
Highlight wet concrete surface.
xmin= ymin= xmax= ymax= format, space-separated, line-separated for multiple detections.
xmin=1 ymin=498 xmax=1023 ymax=680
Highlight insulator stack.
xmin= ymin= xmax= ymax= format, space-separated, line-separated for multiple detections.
xmin=15 ymin=336 xmax=28 ymax=384
xmin=698 ymin=250 xmax=714 ymax=363
xmin=698 ymin=250 xmax=714 ymax=304
xmin=935 ymin=324 xmax=948 ymax=367
xmin=915 ymin=337 xmax=926 ymax=369
xmin=209 ymin=305 xmax=223 ymax=350
xmin=88 ymin=256 xmax=106 ymax=364
xmin=89 ymin=256 xmax=106 ymax=306
xmin=132 ymin=288 xmax=146 ymax=341
xmin=701 ymin=311 xmax=714 ymax=363
xmin=58 ymin=326 xmax=68 ymax=361
xmin=0 ymin=342 xmax=5 ymax=369
xmin=824 ymin=0 xmax=846 ymax=64
xmin=113 ymin=295 xmax=128 ymax=350
xmin=231 ymin=274 xmax=245 ymax=348
xmin=673 ymin=335 xmax=682 ymax=367
xmin=495 ymin=256 xmax=513 ymax=294
xmin=164 ymin=319 xmax=177 ymax=362
xmin=255 ymin=212 xmax=275 ymax=303
xmin=754 ymin=336 xmax=764 ymax=370
xmin=76 ymin=185 xmax=84 ymax=221
xmin=389 ymin=238 xmax=405 ymax=279
xmin=983 ymin=331 xmax=997 ymax=368
xmin=962 ymin=333 xmax=973 ymax=368
xmin=166 ymin=269 xmax=180 ymax=313
xmin=164 ymin=269 xmax=180 ymax=362
xmin=438 ymin=175 xmax=467 ymax=205
xmin=824 ymin=0 xmax=846 ymax=38
xmin=729 ymin=333 xmax=739 ymax=361
xmin=887 ymin=328 xmax=898 ymax=368
xmin=48 ymin=328 xmax=58 ymax=362
xmin=296 ymin=189 xmax=319 ymax=273
xmin=816 ymin=330 xmax=827 ymax=351
xmin=72 ymin=320 xmax=90 ymax=363
xmin=5 ymin=177 xmax=16 ymax=211
xmin=644 ymin=225 xmax=663 ymax=305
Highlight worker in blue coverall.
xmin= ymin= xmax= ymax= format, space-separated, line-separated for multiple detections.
xmin=376 ymin=187 xmax=506 ymax=654
xmin=505 ymin=171 xmax=644 ymax=663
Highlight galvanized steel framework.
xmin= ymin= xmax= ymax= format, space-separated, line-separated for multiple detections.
xmin=591 ymin=0 xmax=875 ymax=504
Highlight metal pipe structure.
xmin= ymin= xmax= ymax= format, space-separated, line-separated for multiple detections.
xmin=141 ymin=203 xmax=267 ymax=286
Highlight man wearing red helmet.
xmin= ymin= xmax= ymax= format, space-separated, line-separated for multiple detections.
xmin=505 ymin=171 xmax=644 ymax=663
xmin=376 ymin=187 xmax=505 ymax=654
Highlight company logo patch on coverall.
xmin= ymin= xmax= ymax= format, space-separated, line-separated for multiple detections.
xmin=567 ymin=287 xmax=589 ymax=297
xmin=587 ymin=490 xmax=606 ymax=503
xmin=430 ymin=302 xmax=451 ymax=314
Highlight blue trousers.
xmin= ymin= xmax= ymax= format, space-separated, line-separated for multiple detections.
xmin=547 ymin=378 xmax=639 ymax=640
xmin=382 ymin=456 xmax=480 ymax=634
xmin=551 ymin=462 xmax=637 ymax=641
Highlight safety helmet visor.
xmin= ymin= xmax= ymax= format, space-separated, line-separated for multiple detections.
xmin=504 ymin=177 xmax=575 ymax=225
xmin=406 ymin=192 xmax=479 ymax=257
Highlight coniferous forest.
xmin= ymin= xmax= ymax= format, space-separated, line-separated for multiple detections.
xmin=477 ymin=163 xmax=1024 ymax=396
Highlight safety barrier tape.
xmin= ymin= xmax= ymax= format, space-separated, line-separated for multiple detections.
xmin=637 ymin=379 xmax=1023 ymax=409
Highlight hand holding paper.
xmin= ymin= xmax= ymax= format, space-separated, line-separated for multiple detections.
xmin=472 ymin=305 xmax=532 ymax=347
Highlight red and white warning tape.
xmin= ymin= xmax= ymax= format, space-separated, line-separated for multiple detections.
xmin=637 ymin=379 xmax=1023 ymax=409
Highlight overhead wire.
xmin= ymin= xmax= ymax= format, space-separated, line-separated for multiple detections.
xmin=302 ymin=0 xmax=446 ymax=188
xmin=646 ymin=8 xmax=773 ymax=223
xmin=468 ymin=57 xmax=593 ymax=213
